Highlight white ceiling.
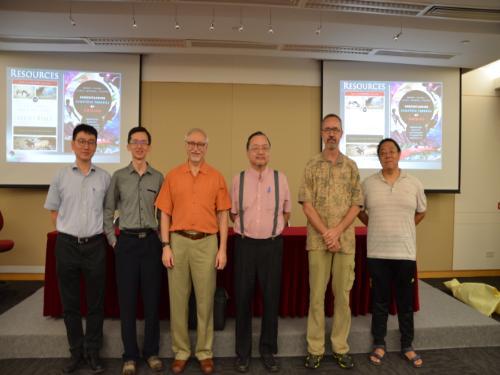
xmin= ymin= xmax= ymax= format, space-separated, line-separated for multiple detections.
xmin=1 ymin=0 xmax=499 ymax=69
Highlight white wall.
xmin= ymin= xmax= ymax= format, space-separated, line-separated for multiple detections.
xmin=453 ymin=63 xmax=500 ymax=269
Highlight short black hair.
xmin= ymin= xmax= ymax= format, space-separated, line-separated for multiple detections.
xmin=377 ymin=138 xmax=401 ymax=156
xmin=321 ymin=113 xmax=343 ymax=130
xmin=72 ymin=124 xmax=97 ymax=141
xmin=128 ymin=126 xmax=151 ymax=145
xmin=246 ymin=131 xmax=271 ymax=150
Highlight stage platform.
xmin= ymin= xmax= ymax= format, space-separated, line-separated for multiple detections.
xmin=1 ymin=281 xmax=499 ymax=359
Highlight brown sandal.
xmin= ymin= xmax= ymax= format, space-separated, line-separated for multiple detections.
xmin=368 ymin=346 xmax=386 ymax=366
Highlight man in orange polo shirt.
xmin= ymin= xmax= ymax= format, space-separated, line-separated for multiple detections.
xmin=155 ymin=128 xmax=231 ymax=375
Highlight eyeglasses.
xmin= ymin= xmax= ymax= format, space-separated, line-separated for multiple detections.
xmin=186 ymin=141 xmax=207 ymax=149
xmin=75 ymin=138 xmax=96 ymax=147
xmin=129 ymin=140 xmax=149 ymax=146
xmin=380 ymin=150 xmax=399 ymax=157
xmin=248 ymin=145 xmax=270 ymax=153
xmin=322 ymin=127 xmax=342 ymax=134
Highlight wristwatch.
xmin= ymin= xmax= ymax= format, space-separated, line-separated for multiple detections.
xmin=161 ymin=241 xmax=170 ymax=247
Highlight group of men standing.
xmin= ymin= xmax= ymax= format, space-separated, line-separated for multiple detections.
xmin=44 ymin=113 xmax=420 ymax=374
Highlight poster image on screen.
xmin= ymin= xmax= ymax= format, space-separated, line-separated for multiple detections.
xmin=340 ymin=80 xmax=442 ymax=171
xmin=6 ymin=67 xmax=121 ymax=164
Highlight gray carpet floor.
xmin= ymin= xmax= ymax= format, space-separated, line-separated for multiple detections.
xmin=1 ymin=278 xmax=500 ymax=374
xmin=1 ymin=347 xmax=500 ymax=375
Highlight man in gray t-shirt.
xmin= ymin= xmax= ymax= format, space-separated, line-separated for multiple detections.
xmin=44 ymin=124 xmax=110 ymax=374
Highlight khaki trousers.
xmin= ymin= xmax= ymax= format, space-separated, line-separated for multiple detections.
xmin=306 ymin=250 xmax=355 ymax=355
xmin=168 ymin=232 xmax=218 ymax=360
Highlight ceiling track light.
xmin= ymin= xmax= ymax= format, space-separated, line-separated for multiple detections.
xmin=315 ymin=12 xmax=322 ymax=36
xmin=69 ymin=2 xmax=76 ymax=27
xmin=238 ymin=8 xmax=244 ymax=32
xmin=268 ymin=9 xmax=274 ymax=34
xmin=393 ymin=24 xmax=403 ymax=40
xmin=174 ymin=5 xmax=181 ymax=30
xmin=209 ymin=7 xmax=215 ymax=32
xmin=132 ymin=3 xmax=137 ymax=29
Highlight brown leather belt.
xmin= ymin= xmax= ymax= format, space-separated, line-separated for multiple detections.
xmin=175 ymin=230 xmax=211 ymax=240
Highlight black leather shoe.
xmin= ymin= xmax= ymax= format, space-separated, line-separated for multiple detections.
xmin=87 ymin=352 xmax=106 ymax=373
xmin=261 ymin=354 xmax=280 ymax=372
xmin=234 ymin=357 xmax=250 ymax=373
xmin=62 ymin=354 xmax=84 ymax=373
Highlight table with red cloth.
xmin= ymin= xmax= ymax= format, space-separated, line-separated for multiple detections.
xmin=43 ymin=226 xmax=419 ymax=318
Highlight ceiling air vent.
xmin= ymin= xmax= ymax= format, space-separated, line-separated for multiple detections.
xmin=282 ymin=44 xmax=372 ymax=54
xmin=86 ymin=37 xmax=186 ymax=47
xmin=0 ymin=36 xmax=87 ymax=45
xmin=177 ymin=0 xmax=301 ymax=6
xmin=423 ymin=6 xmax=500 ymax=22
xmin=305 ymin=0 xmax=426 ymax=16
xmin=190 ymin=40 xmax=278 ymax=50
xmin=374 ymin=49 xmax=455 ymax=60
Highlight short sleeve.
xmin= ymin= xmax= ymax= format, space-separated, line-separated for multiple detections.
xmin=281 ymin=173 xmax=292 ymax=213
xmin=350 ymin=162 xmax=364 ymax=207
xmin=155 ymin=173 xmax=173 ymax=215
xmin=103 ymin=172 xmax=119 ymax=244
xmin=230 ymin=174 xmax=240 ymax=215
xmin=297 ymin=164 xmax=312 ymax=204
xmin=416 ymin=179 xmax=427 ymax=213
xmin=215 ymin=173 xmax=231 ymax=211
xmin=44 ymin=171 xmax=61 ymax=211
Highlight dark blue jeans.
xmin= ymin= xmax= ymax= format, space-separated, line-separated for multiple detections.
xmin=367 ymin=258 xmax=416 ymax=350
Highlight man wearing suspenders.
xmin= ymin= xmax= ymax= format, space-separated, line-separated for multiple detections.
xmin=230 ymin=131 xmax=292 ymax=373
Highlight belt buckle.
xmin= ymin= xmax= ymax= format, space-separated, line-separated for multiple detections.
xmin=77 ymin=237 xmax=87 ymax=245
xmin=138 ymin=232 xmax=147 ymax=239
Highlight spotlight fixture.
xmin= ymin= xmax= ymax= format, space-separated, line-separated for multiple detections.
xmin=69 ymin=2 xmax=76 ymax=27
xmin=238 ymin=8 xmax=244 ymax=32
xmin=315 ymin=12 xmax=322 ymax=36
xmin=393 ymin=24 xmax=403 ymax=40
xmin=174 ymin=5 xmax=181 ymax=30
xmin=132 ymin=4 xmax=137 ymax=29
xmin=209 ymin=8 xmax=215 ymax=32
xmin=268 ymin=9 xmax=274 ymax=34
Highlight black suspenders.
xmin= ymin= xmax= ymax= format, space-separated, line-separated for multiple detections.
xmin=238 ymin=170 xmax=279 ymax=238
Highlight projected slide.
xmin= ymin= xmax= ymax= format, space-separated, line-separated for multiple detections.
xmin=340 ymin=80 xmax=442 ymax=170
xmin=6 ymin=67 xmax=121 ymax=163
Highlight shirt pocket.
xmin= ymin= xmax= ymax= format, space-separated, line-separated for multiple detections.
xmin=90 ymin=182 xmax=107 ymax=211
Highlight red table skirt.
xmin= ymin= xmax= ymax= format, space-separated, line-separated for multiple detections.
xmin=43 ymin=227 xmax=419 ymax=318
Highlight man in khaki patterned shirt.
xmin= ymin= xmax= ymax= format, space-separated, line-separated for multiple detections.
xmin=298 ymin=114 xmax=363 ymax=370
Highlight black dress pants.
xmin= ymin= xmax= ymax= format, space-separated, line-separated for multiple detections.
xmin=234 ymin=235 xmax=283 ymax=360
xmin=367 ymin=258 xmax=416 ymax=349
xmin=115 ymin=232 xmax=162 ymax=361
xmin=55 ymin=233 xmax=106 ymax=356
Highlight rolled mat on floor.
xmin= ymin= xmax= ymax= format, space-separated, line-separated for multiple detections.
xmin=444 ymin=278 xmax=500 ymax=317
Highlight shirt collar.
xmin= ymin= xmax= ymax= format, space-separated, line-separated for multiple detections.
xmin=319 ymin=151 xmax=344 ymax=166
xmin=246 ymin=166 xmax=270 ymax=178
xmin=182 ymin=161 xmax=209 ymax=174
xmin=72 ymin=163 xmax=96 ymax=172
xmin=127 ymin=162 xmax=152 ymax=175
xmin=378 ymin=169 xmax=407 ymax=182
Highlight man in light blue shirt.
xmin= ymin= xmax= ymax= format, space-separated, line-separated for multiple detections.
xmin=45 ymin=124 xmax=110 ymax=374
